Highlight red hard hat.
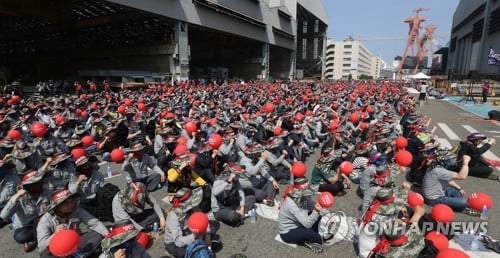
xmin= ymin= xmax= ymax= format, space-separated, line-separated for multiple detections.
xmin=425 ymin=231 xmax=449 ymax=251
xmin=30 ymin=122 xmax=47 ymax=137
xmin=436 ymin=248 xmax=469 ymax=258
xmin=174 ymin=144 xmax=188 ymax=155
xmin=117 ymin=105 xmax=126 ymax=114
xmin=177 ymin=136 xmax=188 ymax=146
xmin=188 ymin=212 xmax=209 ymax=235
xmin=291 ymin=162 xmax=307 ymax=178
xmin=407 ymin=192 xmax=424 ymax=207
xmin=467 ymin=192 xmax=493 ymax=211
xmin=318 ymin=192 xmax=335 ymax=208
xmin=49 ymin=229 xmax=80 ymax=257
xmin=7 ymin=129 xmax=22 ymax=140
xmin=395 ymin=137 xmax=408 ymax=149
xmin=55 ymin=116 xmax=66 ymax=126
xmin=431 ymin=204 xmax=455 ymax=224
xmin=137 ymin=103 xmax=147 ymax=111
xmin=110 ymin=148 xmax=125 ymax=162
xmin=395 ymin=150 xmax=413 ymax=167
xmin=263 ymin=103 xmax=275 ymax=113
xmin=185 ymin=122 xmax=198 ymax=135
xmin=349 ymin=113 xmax=359 ymax=123
xmin=81 ymin=136 xmax=94 ymax=147
xmin=339 ymin=161 xmax=354 ymax=175
xmin=208 ymin=134 xmax=223 ymax=150
xmin=71 ymin=147 xmax=87 ymax=159
xmin=273 ymin=127 xmax=282 ymax=136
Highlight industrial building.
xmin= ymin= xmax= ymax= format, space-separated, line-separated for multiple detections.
xmin=0 ymin=0 xmax=328 ymax=85
xmin=324 ymin=37 xmax=379 ymax=80
xmin=447 ymin=0 xmax=500 ymax=79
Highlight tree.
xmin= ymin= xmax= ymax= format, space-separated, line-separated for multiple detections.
xmin=348 ymin=74 xmax=353 ymax=80
xmin=359 ymin=74 xmax=373 ymax=80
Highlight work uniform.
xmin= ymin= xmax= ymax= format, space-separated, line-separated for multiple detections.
xmin=111 ymin=191 xmax=163 ymax=231
xmin=122 ymin=154 xmax=164 ymax=192
xmin=68 ymin=169 xmax=105 ymax=214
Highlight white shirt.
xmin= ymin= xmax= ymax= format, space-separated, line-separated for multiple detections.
xmin=420 ymin=84 xmax=428 ymax=93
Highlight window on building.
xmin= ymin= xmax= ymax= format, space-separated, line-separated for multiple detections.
xmin=313 ymin=37 xmax=319 ymax=59
xmin=302 ymin=38 xmax=307 ymax=59
xmin=489 ymin=7 xmax=500 ymax=35
xmin=302 ymin=21 xmax=308 ymax=34
xmin=344 ymin=45 xmax=352 ymax=49
xmin=343 ymin=64 xmax=350 ymax=67
xmin=344 ymin=51 xmax=352 ymax=55
xmin=343 ymin=58 xmax=351 ymax=61
xmin=314 ymin=20 xmax=319 ymax=33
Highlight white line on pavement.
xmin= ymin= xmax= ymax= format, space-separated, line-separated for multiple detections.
xmin=437 ymin=138 xmax=453 ymax=149
xmin=461 ymin=125 xmax=478 ymax=133
xmin=437 ymin=123 xmax=460 ymax=140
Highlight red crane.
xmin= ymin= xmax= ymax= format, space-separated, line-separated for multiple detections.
xmin=397 ymin=8 xmax=430 ymax=78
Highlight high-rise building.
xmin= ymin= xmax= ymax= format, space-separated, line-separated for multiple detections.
xmin=371 ymin=56 xmax=385 ymax=79
xmin=324 ymin=37 xmax=377 ymax=80
xmin=0 ymin=0 xmax=328 ymax=83
xmin=447 ymin=0 xmax=500 ymax=78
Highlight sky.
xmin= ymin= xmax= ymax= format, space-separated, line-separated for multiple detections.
xmin=323 ymin=0 xmax=460 ymax=66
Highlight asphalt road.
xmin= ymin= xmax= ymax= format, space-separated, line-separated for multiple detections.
xmin=0 ymin=96 xmax=498 ymax=258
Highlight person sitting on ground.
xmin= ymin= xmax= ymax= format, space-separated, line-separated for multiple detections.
xmin=45 ymin=152 xmax=74 ymax=195
xmin=0 ymin=170 xmax=50 ymax=252
xmin=167 ymin=153 xmax=211 ymax=212
xmin=423 ymin=154 xmax=471 ymax=211
xmin=278 ymin=177 xmax=324 ymax=253
xmin=68 ymin=156 xmax=105 ymax=215
xmin=165 ymin=187 xmax=221 ymax=258
xmin=111 ymin=182 xmax=165 ymax=231
xmin=211 ymin=164 xmax=255 ymax=227
xmin=458 ymin=133 xmax=497 ymax=179
xmin=37 ymin=189 xmax=109 ymax=257
xmin=101 ymin=220 xmax=151 ymax=258
xmin=311 ymin=149 xmax=351 ymax=196
xmin=122 ymin=143 xmax=166 ymax=192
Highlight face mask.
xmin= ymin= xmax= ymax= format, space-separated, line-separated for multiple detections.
xmin=24 ymin=182 xmax=44 ymax=197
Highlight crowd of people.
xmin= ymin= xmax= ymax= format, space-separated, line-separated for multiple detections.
xmin=0 ymin=79 xmax=496 ymax=258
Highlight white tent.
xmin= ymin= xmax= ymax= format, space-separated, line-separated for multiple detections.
xmin=411 ymin=72 xmax=431 ymax=80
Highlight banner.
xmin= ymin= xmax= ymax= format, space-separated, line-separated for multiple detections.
xmin=488 ymin=47 xmax=500 ymax=66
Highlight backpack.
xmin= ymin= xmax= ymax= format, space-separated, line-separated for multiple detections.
xmin=184 ymin=239 xmax=213 ymax=258
xmin=95 ymin=183 xmax=120 ymax=222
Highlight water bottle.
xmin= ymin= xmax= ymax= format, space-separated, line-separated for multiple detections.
xmin=470 ymin=236 xmax=480 ymax=251
xmin=153 ymin=222 xmax=159 ymax=239
xmin=106 ymin=166 xmax=112 ymax=177
xmin=480 ymin=205 xmax=488 ymax=220
xmin=250 ymin=209 xmax=257 ymax=223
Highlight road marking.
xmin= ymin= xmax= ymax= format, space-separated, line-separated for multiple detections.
xmin=437 ymin=123 xmax=460 ymax=140
xmin=487 ymin=131 xmax=500 ymax=134
xmin=461 ymin=125 xmax=478 ymax=133
xmin=437 ymin=138 xmax=452 ymax=149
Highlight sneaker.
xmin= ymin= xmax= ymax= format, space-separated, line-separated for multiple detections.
xmin=304 ymin=241 xmax=323 ymax=253
xmin=263 ymin=198 xmax=275 ymax=207
xmin=24 ymin=241 xmax=37 ymax=253
xmin=464 ymin=207 xmax=480 ymax=217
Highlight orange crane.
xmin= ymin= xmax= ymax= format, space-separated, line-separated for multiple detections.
xmin=397 ymin=8 xmax=429 ymax=78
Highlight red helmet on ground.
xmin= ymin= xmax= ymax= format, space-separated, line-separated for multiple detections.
xmin=467 ymin=192 xmax=493 ymax=211
xmin=431 ymin=204 xmax=454 ymax=224
xmin=7 ymin=130 xmax=22 ymax=140
xmin=339 ymin=161 xmax=354 ymax=175
xmin=425 ymin=231 xmax=449 ymax=251
xmin=407 ymin=192 xmax=424 ymax=207
xmin=395 ymin=137 xmax=408 ymax=149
